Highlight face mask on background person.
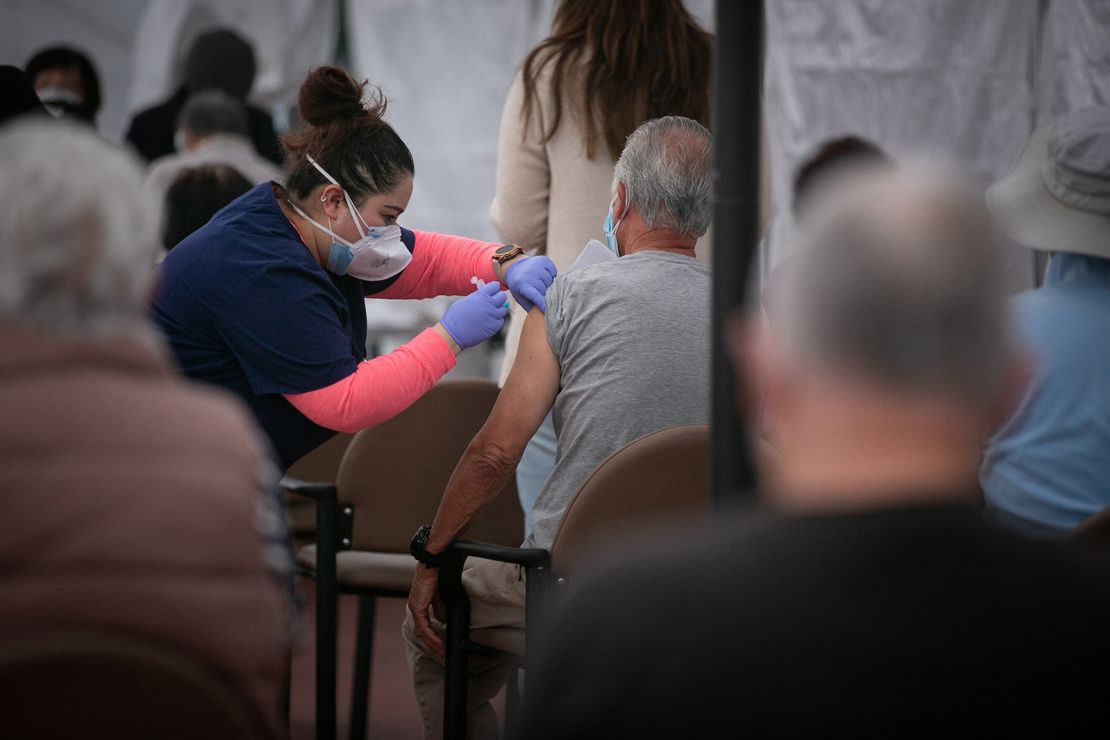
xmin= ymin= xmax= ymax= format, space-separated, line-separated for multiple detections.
xmin=603 ymin=192 xmax=627 ymax=256
xmin=36 ymin=86 xmax=92 ymax=121
xmin=286 ymin=154 xmax=413 ymax=280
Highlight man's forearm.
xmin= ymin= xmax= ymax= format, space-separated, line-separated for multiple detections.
xmin=425 ymin=433 xmax=522 ymax=554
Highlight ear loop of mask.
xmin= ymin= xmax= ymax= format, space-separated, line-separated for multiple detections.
xmin=285 ymin=198 xmax=354 ymax=248
xmin=611 ymin=192 xmax=628 ymax=234
xmin=307 ymin=153 xmax=372 ymax=239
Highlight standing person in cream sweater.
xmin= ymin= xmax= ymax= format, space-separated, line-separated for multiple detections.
xmin=490 ymin=0 xmax=712 ymax=534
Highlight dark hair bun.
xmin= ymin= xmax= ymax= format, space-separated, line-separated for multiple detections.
xmin=282 ymin=66 xmax=413 ymax=203
xmin=298 ymin=66 xmax=385 ymax=127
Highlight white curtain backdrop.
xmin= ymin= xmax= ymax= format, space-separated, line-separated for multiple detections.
xmin=763 ymin=0 xmax=1042 ymax=293
xmin=1035 ymin=0 xmax=1110 ymax=123
xmin=762 ymin=0 xmax=1110 ymax=294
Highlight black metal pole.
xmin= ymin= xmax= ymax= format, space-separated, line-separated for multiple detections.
xmin=710 ymin=0 xmax=763 ymax=501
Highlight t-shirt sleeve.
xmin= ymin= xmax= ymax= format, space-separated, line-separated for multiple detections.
xmin=218 ymin=260 xmax=358 ymax=395
xmin=545 ymin=274 xmax=570 ymax=358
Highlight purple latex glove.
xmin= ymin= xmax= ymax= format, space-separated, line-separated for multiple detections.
xmin=440 ymin=281 xmax=509 ymax=349
xmin=505 ymin=256 xmax=557 ymax=313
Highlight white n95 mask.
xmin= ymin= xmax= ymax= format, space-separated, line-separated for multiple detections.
xmin=287 ymin=154 xmax=413 ymax=281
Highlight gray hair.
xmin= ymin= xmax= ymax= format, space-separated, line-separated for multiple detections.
xmin=613 ymin=116 xmax=712 ymax=237
xmin=771 ymin=165 xmax=1013 ymax=405
xmin=179 ymin=90 xmax=249 ymax=139
xmin=0 ymin=120 xmax=160 ymax=338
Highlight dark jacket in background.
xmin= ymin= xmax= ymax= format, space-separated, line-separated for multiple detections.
xmin=517 ymin=503 xmax=1110 ymax=738
xmin=124 ymin=85 xmax=282 ymax=165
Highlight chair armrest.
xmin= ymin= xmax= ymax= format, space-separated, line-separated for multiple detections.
xmin=443 ymin=540 xmax=550 ymax=569
xmin=279 ymin=476 xmax=336 ymax=502
xmin=438 ymin=540 xmax=550 ymax=614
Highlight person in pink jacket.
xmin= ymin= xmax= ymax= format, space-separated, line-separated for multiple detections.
xmin=0 ymin=118 xmax=293 ymax=736
xmin=153 ymin=66 xmax=556 ymax=469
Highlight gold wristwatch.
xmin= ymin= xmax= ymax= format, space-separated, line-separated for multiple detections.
xmin=491 ymin=244 xmax=525 ymax=265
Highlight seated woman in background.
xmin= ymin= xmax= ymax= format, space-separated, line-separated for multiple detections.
xmin=161 ymin=163 xmax=252 ymax=252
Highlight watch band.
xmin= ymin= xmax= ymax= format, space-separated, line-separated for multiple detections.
xmin=410 ymin=524 xmax=443 ymax=567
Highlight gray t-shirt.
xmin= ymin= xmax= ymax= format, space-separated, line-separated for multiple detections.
xmin=526 ymin=251 xmax=711 ymax=549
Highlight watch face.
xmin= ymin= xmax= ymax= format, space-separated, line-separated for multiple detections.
xmin=494 ymin=245 xmax=523 ymax=263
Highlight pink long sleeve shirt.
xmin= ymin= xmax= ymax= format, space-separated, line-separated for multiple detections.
xmin=284 ymin=230 xmax=499 ymax=433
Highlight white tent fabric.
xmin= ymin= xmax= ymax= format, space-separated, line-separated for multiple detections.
xmin=763 ymin=0 xmax=1042 ymax=292
xmin=763 ymin=0 xmax=1110 ymax=294
xmin=1035 ymin=0 xmax=1110 ymax=123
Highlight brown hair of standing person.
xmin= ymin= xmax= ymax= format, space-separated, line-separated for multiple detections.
xmin=521 ymin=0 xmax=712 ymax=160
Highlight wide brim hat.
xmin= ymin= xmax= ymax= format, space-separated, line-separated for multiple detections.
xmin=987 ymin=106 xmax=1110 ymax=259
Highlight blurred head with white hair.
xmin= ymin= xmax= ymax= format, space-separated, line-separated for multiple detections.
xmin=736 ymin=165 xmax=1028 ymax=510
xmin=0 ymin=119 xmax=159 ymax=338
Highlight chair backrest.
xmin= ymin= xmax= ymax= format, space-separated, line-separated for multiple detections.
xmin=337 ymin=379 xmax=523 ymax=552
xmin=284 ymin=433 xmax=355 ymax=536
xmin=0 ymin=630 xmax=275 ymax=740
xmin=1066 ymin=507 xmax=1110 ymax=548
xmin=285 ymin=432 xmax=355 ymax=483
xmin=549 ymin=424 xmax=711 ymax=573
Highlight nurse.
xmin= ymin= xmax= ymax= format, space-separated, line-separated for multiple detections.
xmin=153 ymin=66 xmax=556 ymax=469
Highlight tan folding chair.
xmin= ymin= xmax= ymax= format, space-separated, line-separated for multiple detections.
xmin=0 ymin=630 xmax=275 ymax=740
xmin=438 ymin=423 xmax=711 ymax=739
xmin=285 ymin=379 xmax=523 ymax=740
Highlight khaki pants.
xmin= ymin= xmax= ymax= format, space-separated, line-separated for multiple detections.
xmin=402 ymin=560 xmax=526 ymax=740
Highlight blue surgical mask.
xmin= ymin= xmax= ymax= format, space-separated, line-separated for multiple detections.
xmin=603 ymin=193 xmax=626 ymax=256
xmin=325 ymin=224 xmax=356 ymax=274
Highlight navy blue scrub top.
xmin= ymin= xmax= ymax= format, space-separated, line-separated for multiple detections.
xmin=152 ymin=182 xmax=415 ymax=469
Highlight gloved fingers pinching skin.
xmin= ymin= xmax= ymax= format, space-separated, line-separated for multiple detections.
xmin=505 ymin=256 xmax=557 ymax=313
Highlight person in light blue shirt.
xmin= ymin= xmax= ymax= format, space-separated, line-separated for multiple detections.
xmin=981 ymin=106 xmax=1110 ymax=538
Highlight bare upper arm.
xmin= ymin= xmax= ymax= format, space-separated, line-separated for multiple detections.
xmin=479 ymin=307 xmax=560 ymax=458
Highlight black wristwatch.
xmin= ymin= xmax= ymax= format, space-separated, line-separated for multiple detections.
xmin=410 ymin=524 xmax=443 ymax=567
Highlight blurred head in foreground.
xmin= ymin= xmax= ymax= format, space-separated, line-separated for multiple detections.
xmin=738 ymin=166 xmax=1027 ymax=510
xmin=0 ymin=120 xmax=158 ymax=339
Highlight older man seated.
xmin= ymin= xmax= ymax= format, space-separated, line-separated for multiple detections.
xmin=0 ymin=120 xmax=292 ymax=735
xmin=403 ymin=115 xmax=713 ymax=739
